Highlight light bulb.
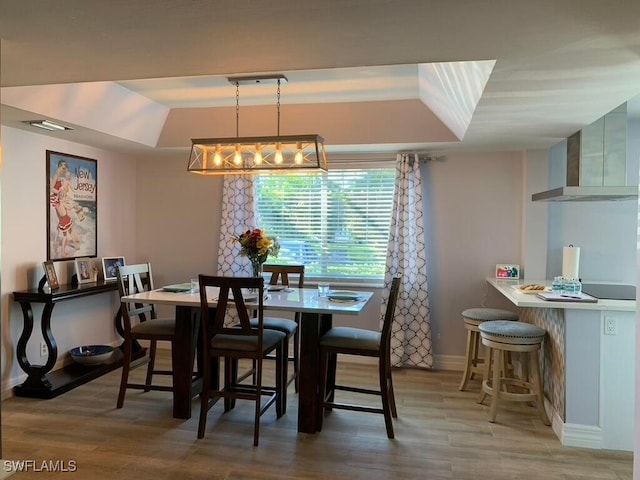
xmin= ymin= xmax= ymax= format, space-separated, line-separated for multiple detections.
xmin=294 ymin=143 xmax=303 ymax=164
xmin=254 ymin=144 xmax=263 ymax=164
xmin=213 ymin=147 xmax=222 ymax=166
xmin=233 ymin=146 xmax=242 ymax=165
xmin=274 ymin=143 xmax=283 ymax=164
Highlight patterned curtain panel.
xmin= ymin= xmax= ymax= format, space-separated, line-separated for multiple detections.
xmin=216 ymin=175 xmax=257 ymax=276
xmin=381 ymin=153 xmax=433 ymax=368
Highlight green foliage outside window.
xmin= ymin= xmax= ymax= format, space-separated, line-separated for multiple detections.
xmin=255 ymin=169 xmax=396 ymax=279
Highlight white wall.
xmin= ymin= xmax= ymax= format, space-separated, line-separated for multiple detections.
xmin=135 ymin=154 xmax=221 ymax=319
xmin=420 ymin=151 xmax=523 ymax=357
xmin=1 ymin=126 xmax=137 ymax=390
xmin=521 ymin=150 xmax=549 ymax=280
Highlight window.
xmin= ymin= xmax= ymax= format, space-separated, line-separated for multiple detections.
xmin=255 ymin=168 xmax=396 ymax=280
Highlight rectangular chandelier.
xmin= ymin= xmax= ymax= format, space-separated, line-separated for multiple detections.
xmin=187 ymin=134 xmax=327 ymax=175
xmin=187 ymin=74 xmax=328 ymax=175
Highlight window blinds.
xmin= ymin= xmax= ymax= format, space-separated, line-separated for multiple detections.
xmin=255 ymin=169 xmax=396 ymax=279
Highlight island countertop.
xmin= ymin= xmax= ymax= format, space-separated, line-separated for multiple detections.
xmin=486 ymin=277 xmax=636 ymax=312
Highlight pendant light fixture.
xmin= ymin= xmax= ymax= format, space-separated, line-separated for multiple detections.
xmin=187 ymin=74 xmax=328 ymax=175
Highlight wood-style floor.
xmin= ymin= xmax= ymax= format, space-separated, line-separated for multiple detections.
xmin=2 ymin=351 xmax=633 ymax=479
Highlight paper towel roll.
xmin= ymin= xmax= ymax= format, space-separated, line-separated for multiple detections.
xmin=562 ymin=246 xmax=580 ymax=279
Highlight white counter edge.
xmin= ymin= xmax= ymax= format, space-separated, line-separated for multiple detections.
xmin=486 ymin=278 xmax=636 ymax=312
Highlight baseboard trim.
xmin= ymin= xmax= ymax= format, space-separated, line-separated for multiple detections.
xmin=432 ymin=354 xmax=465 ymax=371
xmin=341 ymin=354 xmax=466 ymax=371
xmin=559 ymin=422 xmax=603 ymax=450
xmin=546 ymin=399 xmax=604 ymax=450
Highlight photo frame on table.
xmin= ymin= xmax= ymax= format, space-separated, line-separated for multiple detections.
xmin=42 ymin=261 xmax=60 ymax=289
xmin=495 ymin=264 xmax=520 ymax=279
xmin=102 ymin=257 xmax=126 ymax=281
xmin=46 ymin=150 xmax=97 ymax=262
xmin=74 ymin=257 xmax=93 ymax=284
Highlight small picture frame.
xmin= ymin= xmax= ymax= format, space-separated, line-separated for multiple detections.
xmin=42 ymin=261 xmax=60 ymax=289
xmin=495 ymin=264 xmax=520 ymax=279
xmin=102 ymin=256 xmax=126 ymax=281
xmin=74 ymin=257 xmax=93 ymax=284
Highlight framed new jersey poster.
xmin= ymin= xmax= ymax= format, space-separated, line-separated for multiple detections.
xmin=46 ymin=151 xmax=97 ymax=261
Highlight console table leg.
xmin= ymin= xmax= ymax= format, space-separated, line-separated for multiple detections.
xmin=16 ymin=301 xmax=58 ymax=391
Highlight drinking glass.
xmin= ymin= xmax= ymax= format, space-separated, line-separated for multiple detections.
xmin=317 ymin=283 xmax=330 ymax=297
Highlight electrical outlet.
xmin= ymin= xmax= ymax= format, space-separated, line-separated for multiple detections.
xmin=40 ymin=341 xmax=48 ymax=357
xmin=604 ymin=317 xmax=617 ymax=335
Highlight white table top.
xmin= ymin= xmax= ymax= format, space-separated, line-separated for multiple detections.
xmin=487 ymin=277 xmax=636 ymax=312
xmin=121 ymin=286 xmax=374 ymax=315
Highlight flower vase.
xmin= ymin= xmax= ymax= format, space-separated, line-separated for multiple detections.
xmin=249 ymin=257 xmax=265 ymax=293
xmin=251 ymin=259 xmax=264 ymax=279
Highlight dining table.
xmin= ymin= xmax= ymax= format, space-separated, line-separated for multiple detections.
xmin=120 ymin=284 xmax=374 ymax=433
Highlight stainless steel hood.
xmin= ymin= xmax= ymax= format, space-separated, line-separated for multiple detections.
xmin=531 ymin=185 xmax=637 ymax=202
xmin=532 ymin=103 xmax=637 ymax=202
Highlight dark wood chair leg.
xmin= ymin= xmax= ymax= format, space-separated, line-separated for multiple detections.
xmin=386 ymin=362 xmax=398 ymax=418
xmin=293 ymin=327 xmax=300 ymax=393
xmin=253 ymin=358 xmax=262 ymax=446
xmin=325 ymin=352 xmax=337 ymax=411
xmin=282 ymin=340 xmax=288 ymax=415
xmin=224 ymin=358 xmax=234 ymax=412
xmin=117 ymin=339 xmax=132 ymax=408
xmin=276 ymin=341 xmax=285 ymax=418
xmin=379 ymin=355 xmax=395 ymax=439
xmin=197 ymin=353 xmax=212 ymax=439
xmin=144 ymin=340 xmax=157 ymax=392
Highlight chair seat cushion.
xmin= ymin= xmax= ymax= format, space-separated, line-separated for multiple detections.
xmin=212 ymin=329 xmax=286 ymax=352
xmin=320 ymin=327 xmax=381 ymax=352
xmin=250 ymin=317 xmax=297 ymax=336
xmin=131 ymin=318 xmax=175 ymax=336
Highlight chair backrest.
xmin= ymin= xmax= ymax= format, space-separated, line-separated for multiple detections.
xmin=198 ymin=275 xmax=266 ymax=350
xmin=263 ymin=264 xmax=305 ymax=288
xmin=116 ymin=263 xmax=157 ymax=332
xmin=380 ymin=275 xmax=402 ymax=355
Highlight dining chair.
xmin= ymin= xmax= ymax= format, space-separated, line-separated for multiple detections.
xmin=252 ymin=264 xmax=305 ymax=393
xmin=317 ymin=275 xmax=402 ymax=438
xmin=197 ymin=274 xmax=287 ymax=446
xmin=116 ymin=263 xmax=180 ymax=408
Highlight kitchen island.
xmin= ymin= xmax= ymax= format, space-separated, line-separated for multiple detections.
xmin=487 ymin=278 xmax=636 ymax=451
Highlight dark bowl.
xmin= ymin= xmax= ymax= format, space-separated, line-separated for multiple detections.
xmin=69 ymin=345 xmax=114 ymax=365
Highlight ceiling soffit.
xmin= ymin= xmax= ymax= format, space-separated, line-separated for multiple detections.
xmin=1 ymin=63 xmax=488 ymax=150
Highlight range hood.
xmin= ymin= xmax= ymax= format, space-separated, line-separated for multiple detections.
xmin=532 ymin=103 xmax=637 ymax=202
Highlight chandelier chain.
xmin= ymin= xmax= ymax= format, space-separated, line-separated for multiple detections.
xmin=235 ymin=81 xmax=240 ymax=138
xmin=276 ymin=79 xmax=281 ymax=137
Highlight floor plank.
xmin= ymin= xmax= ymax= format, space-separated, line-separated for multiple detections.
xmin=1 ymin=352 xmax=633 ymax=479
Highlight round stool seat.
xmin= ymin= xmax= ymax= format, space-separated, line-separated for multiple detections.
xmin=462 ymin=308 xmax=519 ymax=327
xmin=479 ymin=320 xmax=546 ymax=345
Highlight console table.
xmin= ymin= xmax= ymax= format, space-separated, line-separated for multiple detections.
xmin=12 ymin=280 xmax=144 ymax=399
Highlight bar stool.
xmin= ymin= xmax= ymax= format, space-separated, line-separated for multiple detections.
xmin=477 ymin=320 xmax=550 ymax=425
xmin=459 ymin=308 xmax=519 ymax=391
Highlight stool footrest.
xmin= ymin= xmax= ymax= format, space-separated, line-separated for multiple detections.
xmin=481 ymin=379 xmax=538 ymax=403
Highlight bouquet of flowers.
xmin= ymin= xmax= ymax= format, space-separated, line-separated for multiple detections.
xmin=233 ymin=228 xmax=280 ymax=267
